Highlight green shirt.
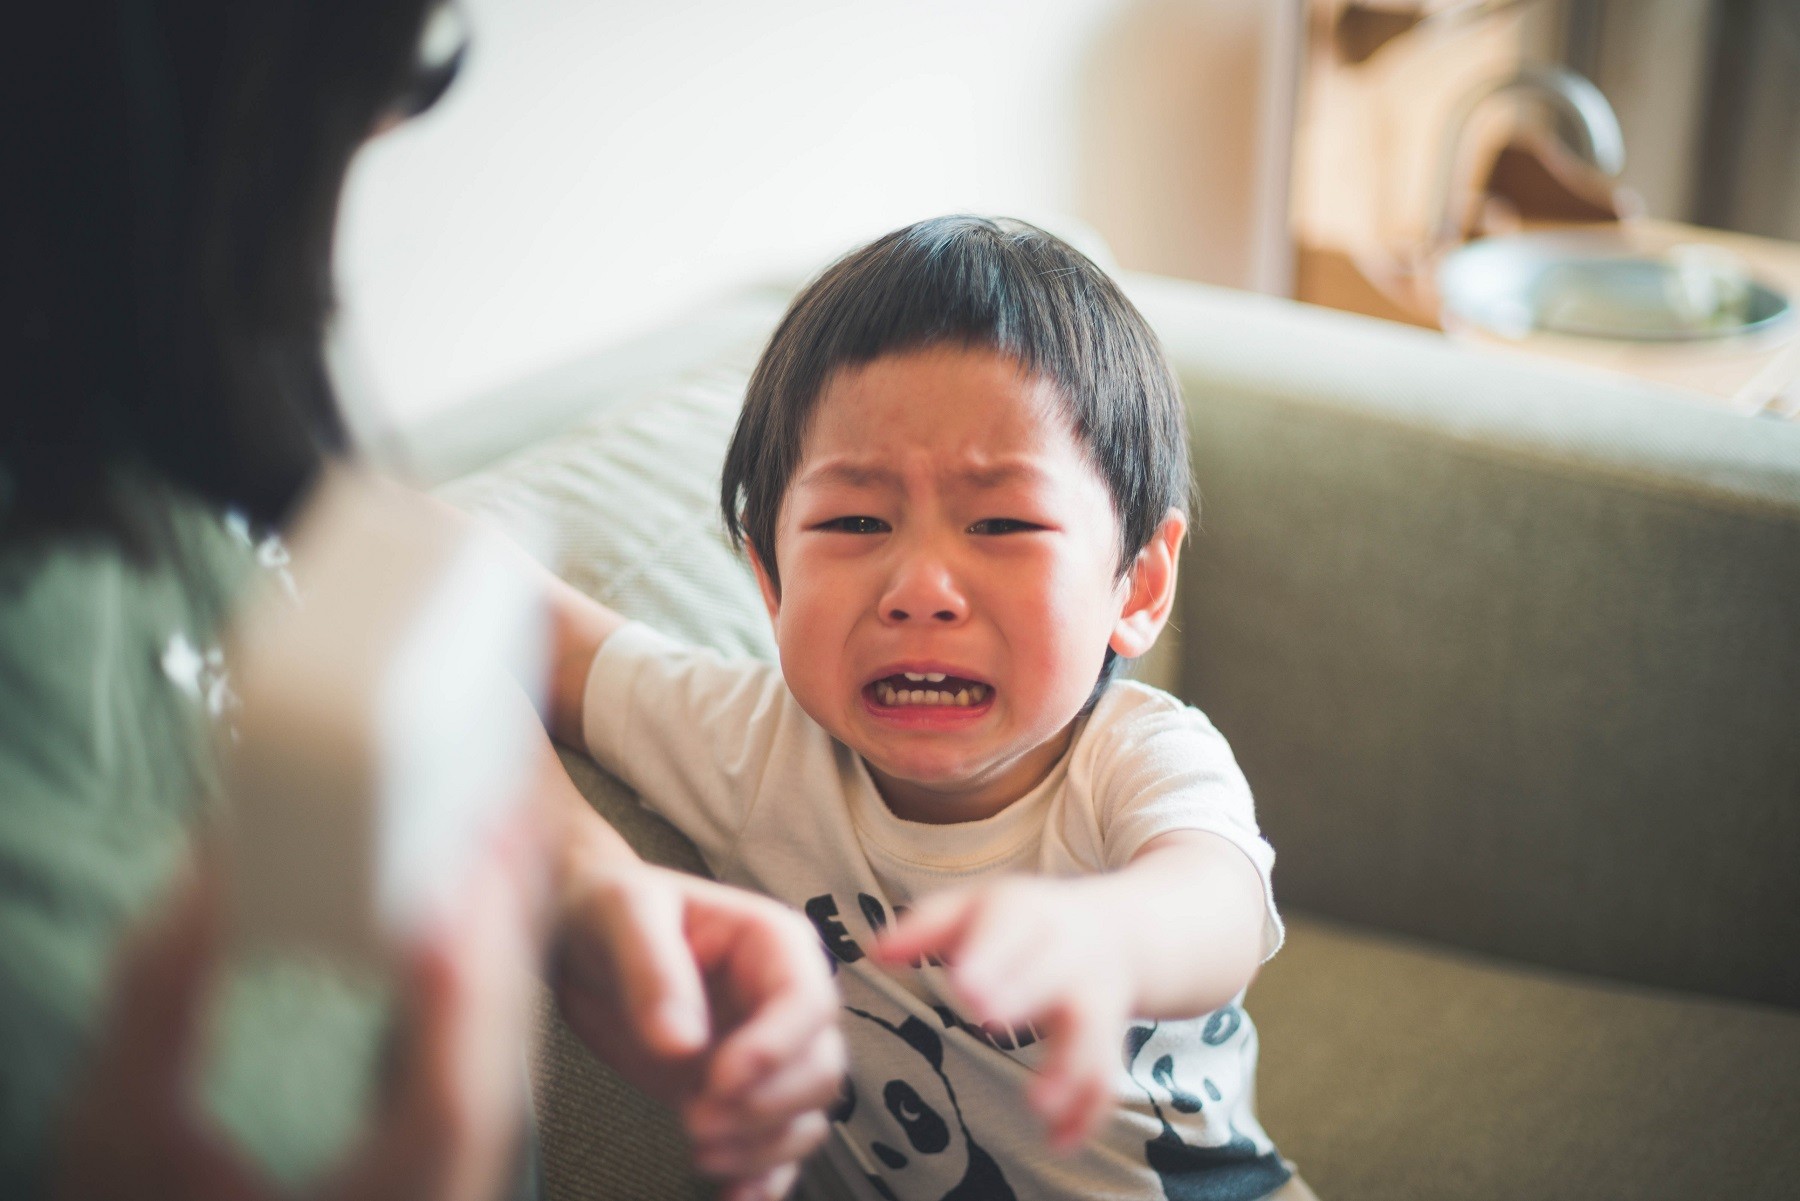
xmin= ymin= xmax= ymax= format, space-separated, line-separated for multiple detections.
xmin=0 ymin=489 xmax=392 ymax=1194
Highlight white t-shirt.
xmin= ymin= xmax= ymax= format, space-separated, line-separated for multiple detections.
xmin=584 ymin=623 xmax=1292 ymax=1201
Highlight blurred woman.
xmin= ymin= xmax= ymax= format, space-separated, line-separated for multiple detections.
xmin=3 ymin=4 xmax=841 ymax=1199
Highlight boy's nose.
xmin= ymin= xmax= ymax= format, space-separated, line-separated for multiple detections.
xmin=879 ymin=557 xmax=967 ymax=625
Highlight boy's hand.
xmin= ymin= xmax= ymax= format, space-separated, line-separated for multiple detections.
xmin=870 ymin=832 xmax=1268 ymax=1156
xmin=870 ymin=878 xmax=1132 ymax=1152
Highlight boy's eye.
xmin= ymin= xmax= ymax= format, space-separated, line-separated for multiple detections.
xmin=968 ymin=518 xmax=1038 ymax=535
xmin=817 ymin=516 xmax=889 ymax=534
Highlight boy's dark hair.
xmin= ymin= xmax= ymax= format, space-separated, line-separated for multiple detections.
xmin=720 ymin=215 xmax=1191 ymax=594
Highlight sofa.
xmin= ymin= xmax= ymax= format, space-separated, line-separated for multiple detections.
xmin=431 ymin=271 xmax=1800 ymax=1201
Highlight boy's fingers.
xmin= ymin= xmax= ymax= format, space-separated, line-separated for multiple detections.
xmin=879 ymin=889 xmax=1042 ymax=1018
xmin=1030 ymin=1056 xmax=1101 ymax=1153
xmin=1028 ymin=996 xmax=1125 ymax=1152
xmin=1027 ymin=1006 xmax=1080 ymax=1109
xmin=940 ymin=897 xmax=1039 ymax=1016
xmin=868 ymin=890 xmax=975 ymax=965
xmin=1046 ymin=1075 xmax=1109 ymax=1152
xmin=952 ymin=926 xmax=1068 ymax=1025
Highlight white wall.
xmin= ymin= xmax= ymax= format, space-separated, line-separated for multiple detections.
xmin=335 ymin=0 xmax=1122 ymax=434
xmin=1077 ymin=0 xmax=1295 ymax=294
xmin=333 ymin=0 xmax=1291 ymax=439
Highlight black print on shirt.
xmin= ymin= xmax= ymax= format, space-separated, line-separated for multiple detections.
xmin=837 ymin=1006 xmax=1018 ymax=1201
xmin=805 ymin=891 xmax=946 ymax=973
xmin=1123 ymin=1019 xmax=1291 ymax=1201
xmin=804 ymin=894 xmax=865 ymax=969
xmin=931 ymin=1004 xmax=1045 ymax=1054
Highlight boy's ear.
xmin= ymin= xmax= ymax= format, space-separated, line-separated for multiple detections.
xmin=1109 ymin=509 xmax=1186 ymax=660
xmin=745 ymin=539 xmax=782 ymax=624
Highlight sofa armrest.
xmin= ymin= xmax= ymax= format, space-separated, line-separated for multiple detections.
xmin=1126 ymin=274 xmax=1800 ymax=1008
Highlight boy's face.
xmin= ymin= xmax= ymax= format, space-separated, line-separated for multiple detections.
xmin=751 ymin=344 xmax=1179 ymax=823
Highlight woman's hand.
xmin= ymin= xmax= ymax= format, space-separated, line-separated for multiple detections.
xmin=52 ymin=845 xmax=537 ymax=1201
xmin=552 ymin=856 xmax=844 ymax=1201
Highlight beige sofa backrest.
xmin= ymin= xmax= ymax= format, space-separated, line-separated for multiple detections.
xmin=1128 ymin=277 xmax=1800 ymax=1009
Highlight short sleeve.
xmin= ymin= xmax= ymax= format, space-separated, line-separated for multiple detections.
xmin=582 ymin=622 xmax=793 ymax=870
xmin=1083 ymin=684 xmax=1284 ymax=960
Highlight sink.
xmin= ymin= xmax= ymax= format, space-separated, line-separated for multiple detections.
xmin=1437 ymin=231 xmax=1795 ymax=342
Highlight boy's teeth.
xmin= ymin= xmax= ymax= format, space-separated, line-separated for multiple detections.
xmin=876 ymin=681 xmax=988 ymax=707
xmin=925 ymin=672 xmax=946 ymax=682
xmin=903 ymin=672 xmax=925 ymax=682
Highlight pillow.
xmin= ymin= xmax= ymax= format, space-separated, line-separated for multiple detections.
xmin=437 ymin=360 xmax=776 ymax=664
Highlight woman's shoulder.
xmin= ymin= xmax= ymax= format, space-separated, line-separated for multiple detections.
xmin=0 ymin=478 xmax=255 ymax=636
xmin=0 ymin=480 xmax=256 ymax=813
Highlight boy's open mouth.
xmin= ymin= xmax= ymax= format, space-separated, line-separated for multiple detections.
xmin=865 ymin=672 xmax=992 ymax=708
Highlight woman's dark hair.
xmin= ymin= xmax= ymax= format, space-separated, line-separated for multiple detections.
xmin=719 ymin=215 xmax=1192 ymax=594
xmin=5 ymin=0 xmax=457 ymax=554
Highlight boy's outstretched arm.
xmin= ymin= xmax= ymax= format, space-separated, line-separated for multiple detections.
xmin=870 ymin=830 xmax=1266 ymax=1151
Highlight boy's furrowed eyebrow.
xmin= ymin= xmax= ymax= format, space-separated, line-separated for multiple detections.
xmin=797 ymin=461 xmax=894 ymax=489
xmin=796 ymin=459 xmax=1054 ymax=489
xmin=959 ymin=462 xmax=1052 ymax=488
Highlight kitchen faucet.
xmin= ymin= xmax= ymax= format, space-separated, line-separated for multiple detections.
xmin=1427 ymin=63 xmax=1626 ymax=254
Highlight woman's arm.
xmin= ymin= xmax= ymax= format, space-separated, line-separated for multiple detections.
xmin=430 ymin=492 xmax=842 ymax=1196
xmin=411 ymin=488 xmax=625 ymax=751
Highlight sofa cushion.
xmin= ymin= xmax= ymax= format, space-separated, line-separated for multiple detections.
xmin=1252 ymin=914 xmax=1800 ymax=1201
xmin=1126 ymin=275 xmax=1800 ymax=1008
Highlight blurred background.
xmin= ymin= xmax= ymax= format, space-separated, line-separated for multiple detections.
xmin=333 ymin=0 xmax=1799 ymax=436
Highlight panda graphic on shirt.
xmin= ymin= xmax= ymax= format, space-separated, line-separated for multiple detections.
xmin=833 ymin=1006 xmax=1018 ymax=1201
xmin=808 ymin=890 xmax=1288 ymax=1201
